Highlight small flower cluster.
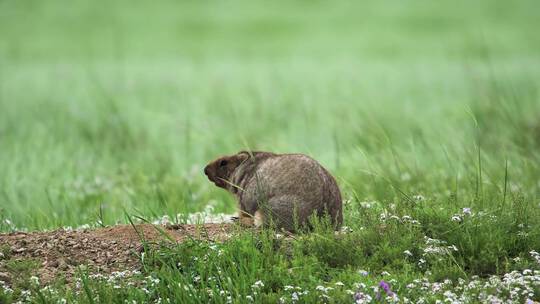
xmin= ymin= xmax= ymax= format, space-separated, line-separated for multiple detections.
xmin=0 ymin=217 xmax=25 ymax=232
xmin=151 ymin=211 xmax=237 ymax=225
xmin=422 ymin=237 xmax=458 ymax=256
xmin=87 ymin=269 xmax=142 ymax=284
xmin=451 ymin=207 xmax=473 ymax=222
xmin=205 ymin=280 xmax=265 ymax=303
xmin=359 ymin=201 xmax=377 ymax=209
xmin=531 ymin=251 xmax=540 ymax=265
xmin=401 ymin=267 xmax=540 ymax=303
xmin=451 ymin=207 xmax=499 ymax=224
xmin=276 ymin=280 xmax=360 ymax=303
xmin=415 ymin=237 xmax=459 ymax=267
xmin=354 ymin=290 xmax=372 ymax=304
xmin=379 ymin=212 xmax=421 ymax=226
xmin=0 ymin=279 xmax=13 ymax=295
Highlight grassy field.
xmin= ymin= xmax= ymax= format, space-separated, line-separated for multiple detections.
xmin=1 ymin=0 xmax=540 ymax=302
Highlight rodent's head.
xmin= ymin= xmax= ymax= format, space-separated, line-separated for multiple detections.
xmin=204 ymin=151 xmax=251 ymax=189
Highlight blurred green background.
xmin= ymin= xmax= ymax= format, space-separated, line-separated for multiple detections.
xmin=1 ymin=0 xmax=539 ymax=230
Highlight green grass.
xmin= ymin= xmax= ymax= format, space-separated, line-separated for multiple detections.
xmin=1 ymin=0 xmax=540 ymax=302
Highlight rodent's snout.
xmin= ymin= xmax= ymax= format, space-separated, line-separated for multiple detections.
xmin=204 ymin=166 xmax=209 ymax=176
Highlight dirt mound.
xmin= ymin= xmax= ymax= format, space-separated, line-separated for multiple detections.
xmin=0 ymin=223 xmax=233 ymax=284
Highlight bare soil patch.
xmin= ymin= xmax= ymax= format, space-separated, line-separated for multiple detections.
xmin=0 ymin=223 xmax=233 ymax=284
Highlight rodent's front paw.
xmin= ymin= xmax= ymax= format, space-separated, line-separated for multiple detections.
xmin=239 ymin=216 xmax=255 ymax=227
xmin=229 ymin=216 xmax=240 ymax=222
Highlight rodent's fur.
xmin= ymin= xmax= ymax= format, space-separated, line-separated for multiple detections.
xmin=204 ymin=151 xmax=343 ymax=231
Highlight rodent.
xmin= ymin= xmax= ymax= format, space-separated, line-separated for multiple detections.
xmin=203 ymin=151 xmax=343 ymax=231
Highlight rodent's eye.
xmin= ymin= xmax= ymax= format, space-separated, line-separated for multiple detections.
xmin=219 ymin=159 xmax=228 ymax=167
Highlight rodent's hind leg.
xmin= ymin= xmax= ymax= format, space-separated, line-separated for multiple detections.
xmin=262 ymin=195 xmax=306 ymax=232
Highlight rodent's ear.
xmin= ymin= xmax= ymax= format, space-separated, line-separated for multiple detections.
xmin=236 ymin=151 xmax=250 ymax=163
xmin=238 ymin=150 xmax=252 ymax=156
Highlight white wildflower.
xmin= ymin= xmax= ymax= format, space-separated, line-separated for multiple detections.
xmin=354 ymin=291 xmax=373 ymax=304
xmin=413 ymin=194 xmax=425 ymax=201
xmin=30 ymin=276 xmax=40 ymax=286
xmin=251 ymin=280 xmax=264 ymax=289
xmin=284 ymin=285 xmax=294 ymax=290
xmin=360 ymin=201 xmax=374 ymax=208
xmin=530 ymin=250 xmax=540 ymax=264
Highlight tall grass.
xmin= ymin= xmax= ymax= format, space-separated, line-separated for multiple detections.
xmin=1 ymin=0 xmax=540 ymax=302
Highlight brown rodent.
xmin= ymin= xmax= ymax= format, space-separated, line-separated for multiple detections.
xmin=204 ymin=151 xmax=343 ymax=231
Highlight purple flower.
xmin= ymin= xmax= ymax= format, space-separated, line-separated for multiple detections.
xmin=379 ymin=280 xmax=393 ymax=295
xmin=376 ymin=280 xmax=394 ymax=300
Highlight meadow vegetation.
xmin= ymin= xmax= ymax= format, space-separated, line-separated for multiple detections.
xmin=1 ymin=0 xmax=540 ymax=302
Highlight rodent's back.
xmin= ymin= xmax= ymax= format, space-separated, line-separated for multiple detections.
xmin=254 ymin=154 xmax=326 ymax=199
